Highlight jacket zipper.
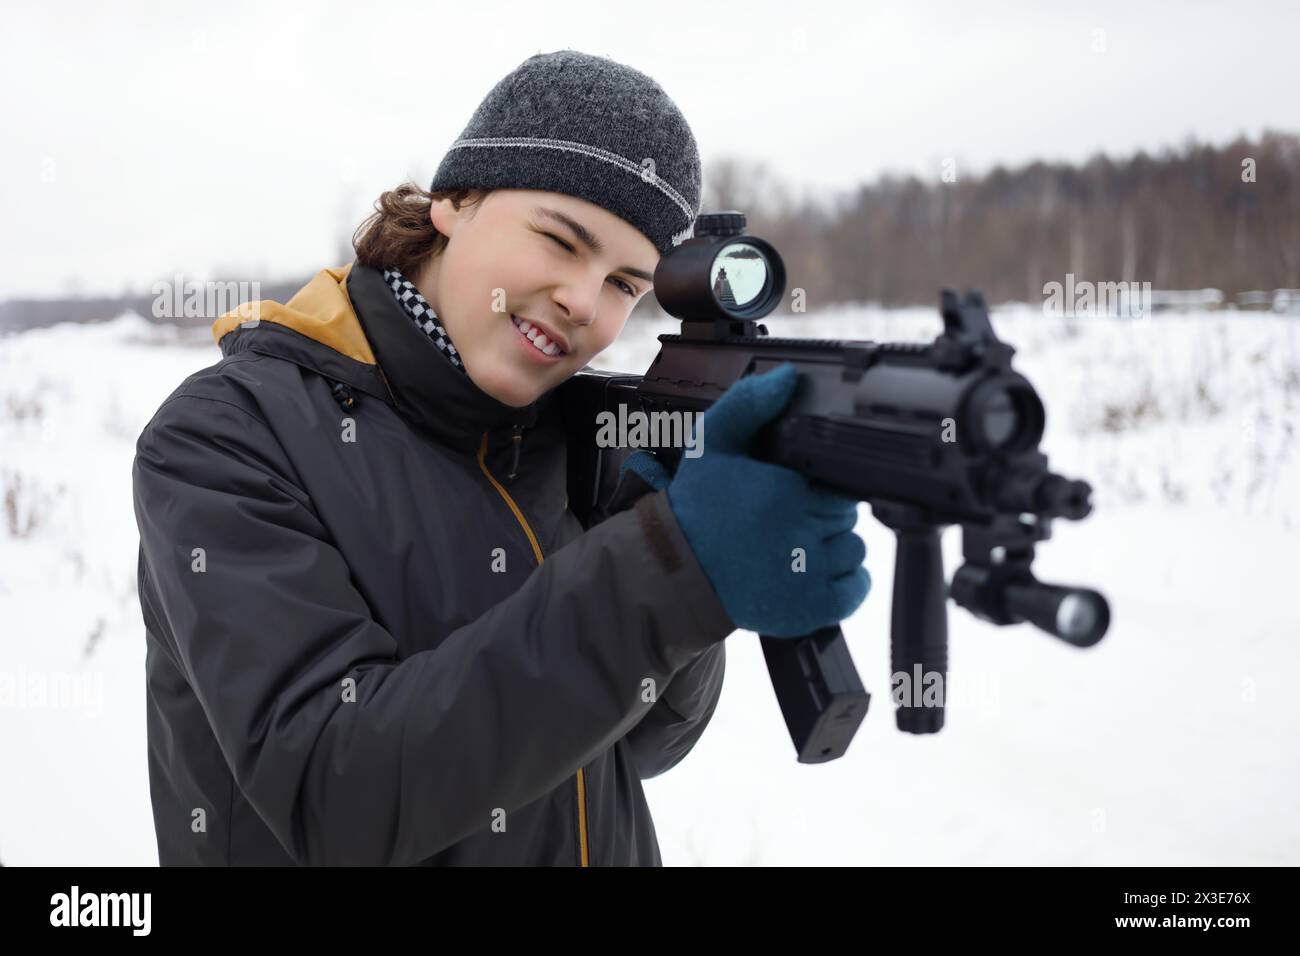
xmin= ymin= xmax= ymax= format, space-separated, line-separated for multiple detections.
xmin=476 ymin=428 xmax=591 ymax=867
xmin=507 ymin=423 xmax=523 ymax=480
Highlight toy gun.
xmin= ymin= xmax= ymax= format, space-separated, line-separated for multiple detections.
xmin=559 ymin=212 xmax=1110 ymax=763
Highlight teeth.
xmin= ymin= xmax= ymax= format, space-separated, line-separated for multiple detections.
xmin=513 ymin=315 xmax=564 ymax=356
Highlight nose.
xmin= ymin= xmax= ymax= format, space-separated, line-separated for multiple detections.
xmin=549 ymin=274 xmax=601 ymax=330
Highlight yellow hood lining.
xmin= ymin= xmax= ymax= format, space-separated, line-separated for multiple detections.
xmin=210 ymin=263 xmax=378 ymax=366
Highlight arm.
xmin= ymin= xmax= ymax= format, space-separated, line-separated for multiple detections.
xmin=622 ymin=640 xmax=725 ymax=780
xmin=132 ymin=392 xmax=734 ymax=866
xmin=603 ymin=461 xmax=728 ymax=779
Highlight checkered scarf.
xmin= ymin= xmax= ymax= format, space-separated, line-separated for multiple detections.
xmin=382 ymin=267 xmax=466 ymax=374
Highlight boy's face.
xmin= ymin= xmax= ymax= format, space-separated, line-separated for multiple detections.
xmin=419 ymin=188 xmax=660 ymax=408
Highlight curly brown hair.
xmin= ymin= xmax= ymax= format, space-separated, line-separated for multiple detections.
xmin=351 ymin=183 xmax=489 ymax=277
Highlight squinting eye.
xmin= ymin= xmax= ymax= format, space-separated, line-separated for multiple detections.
xmin=545 ymin=232 xmax=636 ymax=297
xmin=545 ymin=233 xmax=574 ymax=253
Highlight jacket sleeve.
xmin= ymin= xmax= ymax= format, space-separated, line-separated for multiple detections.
xmin=132 ymin=392 xmax=735 ymax=866
xmin=622 ymin=640 xmax=725 ymax=780
xmin=600 ymin=468 xmax=728 ymax=780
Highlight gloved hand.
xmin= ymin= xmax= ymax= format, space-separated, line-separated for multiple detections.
xmin=620 ymin=363 xmax=870 ymax=637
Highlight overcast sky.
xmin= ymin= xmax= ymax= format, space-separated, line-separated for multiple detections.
xmin=3 ymin=0 xmax=1296 ymax=299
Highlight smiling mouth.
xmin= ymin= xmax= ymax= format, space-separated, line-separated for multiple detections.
xmin=511 ymin=315 xmax=568 ymax=357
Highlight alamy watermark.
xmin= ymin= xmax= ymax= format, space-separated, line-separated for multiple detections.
xmin=890 ymin=666 xmax=1004 ymax=715
xmin=595 ymin=403 xmax=704 ymax=458
xmin=49 ymin=886 xmax=150 ymax=935
xmin=0 ymin=666 xmax=104 ymax=713
xmin=1043 ymin=273 xmax=1151 ymax=319
xmin=152 ymin=274 xmax=261 ymax=322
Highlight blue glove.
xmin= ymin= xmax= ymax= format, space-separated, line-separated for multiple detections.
xmin=619 ymin=447 xmax=674 ymax=492
xmin=620 ymin=363 xmax=871 ymax=637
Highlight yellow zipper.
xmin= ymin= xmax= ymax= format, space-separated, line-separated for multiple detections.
xmin=476 ymin=431 xmax=591 ymax=867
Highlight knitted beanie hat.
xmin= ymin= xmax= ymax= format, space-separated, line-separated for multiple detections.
xmin=429 ymin=49 xmax=702 ymax=256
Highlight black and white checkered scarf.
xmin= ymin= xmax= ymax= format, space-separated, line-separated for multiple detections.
xmin=382 ymin=267 xmax=466 ymax=374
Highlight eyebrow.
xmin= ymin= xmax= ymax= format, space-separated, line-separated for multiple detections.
xmin=532 ymin=206 xmax=656 ymax=284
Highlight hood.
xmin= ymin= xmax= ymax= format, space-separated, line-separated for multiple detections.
xmin=212 ymin=263 xmax=376 ymax=365
xmin=209 ymin=262 xmax=550 ymax=454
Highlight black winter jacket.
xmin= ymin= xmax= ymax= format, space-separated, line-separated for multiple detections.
xmin=131 ymin=261 xmax=735 ymax=866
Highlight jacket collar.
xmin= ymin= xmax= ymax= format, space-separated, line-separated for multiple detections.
xmin=211 ymin=261 xmax=551 ymax=455
xmin=346 ymin=262 xmax=547 ymax=453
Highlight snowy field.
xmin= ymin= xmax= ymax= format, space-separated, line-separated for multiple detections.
xmin=1 ymin=302 xmax=1296 ymax=866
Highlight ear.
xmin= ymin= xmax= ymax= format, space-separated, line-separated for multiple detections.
xmin=429 ymin=196 xmax=463 ymax=237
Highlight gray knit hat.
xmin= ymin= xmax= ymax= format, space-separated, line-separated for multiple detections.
xmin=429 ymin=49 xmax=701 ymax=256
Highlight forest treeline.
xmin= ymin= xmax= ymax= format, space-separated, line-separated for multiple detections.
xmin=5 ymin=132 xmax=1297 ymax=333
xmin=692 ymin=130 xmax=1300 ymax=312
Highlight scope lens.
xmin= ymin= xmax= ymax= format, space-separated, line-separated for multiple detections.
xmin=711 ymin=242 xmax=770 ymax=311
xmin=981 ymin=388 xmax=1020 ymax=447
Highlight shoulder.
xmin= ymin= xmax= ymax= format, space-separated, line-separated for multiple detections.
xmin=132 ymin=353 xmax=313 ymax=506
xmin=133 ymin=352 xmax=303 ymax=460
xmin=137 ymin=349 xmax=315 ymax=441
xmin=137 ymin=353 xmax=269 ymax=434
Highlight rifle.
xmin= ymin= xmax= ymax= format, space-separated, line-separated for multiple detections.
xmin=559 ymin=211 xmax=1110 ymax=763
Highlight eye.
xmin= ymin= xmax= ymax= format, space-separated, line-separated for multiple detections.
xmin=544 ymin=232 xmax=637 ymax=298
xmin=545 ymin=232 xmax=575 ymax=253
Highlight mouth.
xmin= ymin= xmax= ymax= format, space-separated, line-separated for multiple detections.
xmin=511 ymin=314 xmax=569 ymax=360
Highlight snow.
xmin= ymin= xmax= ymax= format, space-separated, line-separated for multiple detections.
xmin=1 ymin=306 xmax=1296 ymax=865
